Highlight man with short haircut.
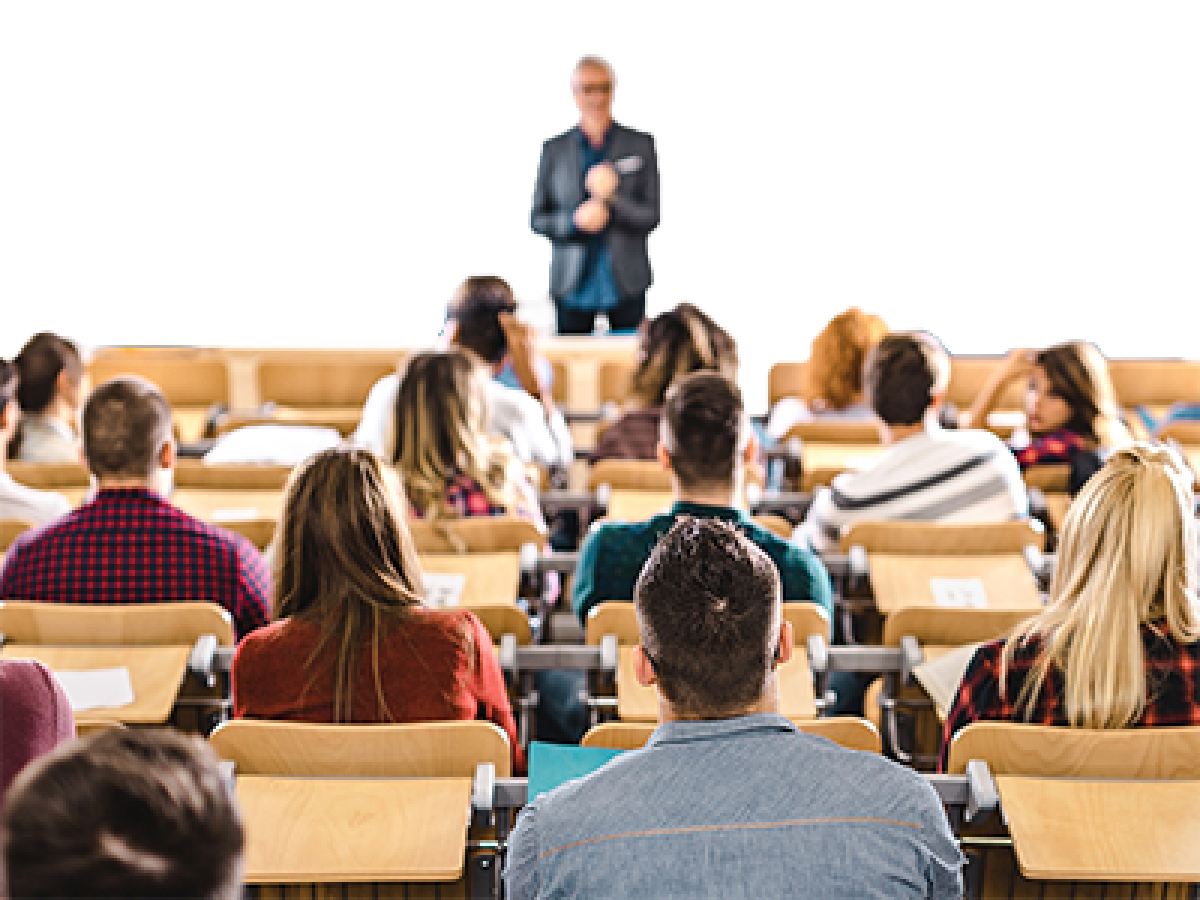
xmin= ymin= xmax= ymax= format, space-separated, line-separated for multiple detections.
xmin=0 ymin=376 xmax=269 ymax=638
xmin=505 ymin=518 xmax=963 ymax=898
xmin=796 ymin=331 xmax=1028 ymax=554
xmin=2 ymin=727 xmax=245 ymax=899
xmin=573 ymin=370 xmax=832 ymax=624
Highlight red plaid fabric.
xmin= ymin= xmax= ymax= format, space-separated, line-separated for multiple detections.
xmin=940 ymin=622 xmax=1200 ymax=770
xmin=0 ymin=488 xmax=270 ymax=640
xmin=1012 ymin=428 xmax=1088 ymax=470
xmin=410 ymin=472 xmax=538 ymax=523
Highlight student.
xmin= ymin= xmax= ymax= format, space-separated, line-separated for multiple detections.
xmin=940 ymin=444 xmax=1200 ymax=769
xmin=386 ymin=346 xmax=545 ymax=534
xmin=766 ymin=307 xmax=888 ymax=442
xmin=795 ymin=331 xmax=1028 ymax=555
xmin=2 ymin=728 xmax=245 ymax=899
xmin=589 ymin=302 xmax=738 ymax=463
xmin=354 ymin=276 xmax=572 ymax=472
xmin=574 ymin=370 xmax=831 ymax=624
xmin=961 ymin=341 xmax=1132 ymax=494
xmin=10 ymin=331 xmax=86 ymax=463
xmin=231 ymin=445 xmax=524 ymax=772
xmin=505 ymin=517 xmax=963 ymax=898
xmin=0 ymin=359 xmax=71 ymax=525
xmin=0 ymin=659 xmax=74 ymax=803
xmin=0 ymin=377 xmax=270 ymax=639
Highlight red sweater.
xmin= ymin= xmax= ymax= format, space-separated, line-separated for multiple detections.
xmin=232 ymin=608 xmax=524 ymax=772
xmin=1 ymin=659 xmax=76 ymax=801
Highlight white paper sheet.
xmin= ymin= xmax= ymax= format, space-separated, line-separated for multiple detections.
xmin=929 ymin=577 xmax=988 ymax=609
xmin=54 ymin=667 xmax=135 ymax=711
xmin=423 ymin=573 xmax=467 ymax=609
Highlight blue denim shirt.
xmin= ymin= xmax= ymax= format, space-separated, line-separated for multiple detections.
xmin=503 ymin=714 xmax=963 ymax=899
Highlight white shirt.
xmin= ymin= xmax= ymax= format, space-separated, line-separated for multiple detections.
xmin=353 ymin=373 xmax=573 ymax=469
xmin=0 ymin=472 xmax=72 ymax=527
xmin=794 ymin=426 xmax=1029 ymax=554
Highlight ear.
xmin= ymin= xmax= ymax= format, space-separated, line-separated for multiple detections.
xmin=656 ymin=440 xmax=672 ymax=473
xmin=775 ymin=619 xmax=794 ymax=667
xmin=159 ymin=437 xmax=177 ymax=470
xmin=742 ymin=428 xmax=759 ymax=466
xmin=634 ymin=645 xmax=657 ymax=687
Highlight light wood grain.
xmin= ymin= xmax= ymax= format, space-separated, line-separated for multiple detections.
xmin=238 ymin=776 xmax=471 ymax=884
xmin=419 ymin=552 xmax=521 ymax=607
xmin=604 ymin=489 xmax=673 ymax=522
xmin=840 ymin=518 xmax=1046 ymax=554
xmin=583 ymin=716 xmax=881 ymax=754
xmin=406 ymin=515 xmax=545 ymax=554
xmin=172 ymin=488 xmax=284 ymax=522
xmin=998 ymin=777 xmax=1200 ymax=882
xmin=0 ymin=601 xmax=233 ymax=647
xmin=867 ymin=553 xmax=1041 ymax=614
xmin=586 ymin=601 xmax=830 ymax=646
xmin=800 ymin=444 xmax=885 ymax=492
xmin=0 ymin=645 xmax=190 ymax=723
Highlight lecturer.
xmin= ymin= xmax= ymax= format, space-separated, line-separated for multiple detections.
xmin=531 ymin=57 xmax=660 ymax=335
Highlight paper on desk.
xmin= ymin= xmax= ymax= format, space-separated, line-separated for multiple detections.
xmin=930 ymin=577 xmax=988 ymax=608
xmin=423 ymin=573 xmax=466 ymax=608
xmin=913 ymin=643 xmax=982 ymax=721
xmin=54 ymin=667 xmax=135 ymax=711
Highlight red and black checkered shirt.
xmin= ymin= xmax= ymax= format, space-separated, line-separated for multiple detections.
xmin=0 ymin=487 xmax=270 ymax=640
xmin=1012 ymin=428 xmax=1088 ymax=470
xmin=940 ymin=622 xmax=1200 ymax=770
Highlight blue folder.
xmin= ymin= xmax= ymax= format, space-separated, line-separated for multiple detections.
xmin=527 ymin=741 xmax=627 ymax=801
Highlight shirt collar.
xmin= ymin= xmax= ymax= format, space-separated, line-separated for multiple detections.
xmin=668 ymin=500 xmax=750 ymax=525
xmin=28 ymin=413 xmax=76 ymax=442
xmin=646 ymin=713 xmax=798 ymax=748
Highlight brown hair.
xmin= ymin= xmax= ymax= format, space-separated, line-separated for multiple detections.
xmin=806 ymin=308 xmax=888 ymax=409
xmin=13 ymin=332 xmax=82 ymax=415
xmin=864 ymin=331 xmax=950 ymax=427
xmin=661 ymin=371 xmax=745 ymax=491
xmin=2 ymin=728 xmax=244 ymax=899
xmin=628 ymin=303 xmax=738 ymax=409
xmin=82 ymin=376 xmax=173 ymax=479
xmin=634 ymin=516 xmax=781 ymax=717
xmin=1034 ymin=341 xmax=1129 ymax=447
xmin=275 ymin=445 xmax=439 ymax=722
xmin=447 ymin=276 xmax=518 ymax=366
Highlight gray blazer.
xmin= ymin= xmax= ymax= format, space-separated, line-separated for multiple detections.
xmin=530 ymin=123 xmax=660 ymax=300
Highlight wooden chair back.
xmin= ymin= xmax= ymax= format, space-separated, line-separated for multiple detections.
xmin=1 ymin=519 xmax=33 ymax=553
xmin=605 ymin=490 xmax=674 ymax=522
xmin=5 ymin=462 xmax=90 ymax=490
xmin=767 ymin=361 xmax=810 ymax=408
xmin=1021 ymin=463 xmax=1071 ymax=493
xmin=583 ymin=716 xmax=880 ymax=754
xmin=881 ymin=606 xmax=1040 ymax=648
xmin=839 ymin=519 xmax=1046 ymax=554
xmin=587 ymin=458 xmax=671 ymax=492
xmin=753 ymin=513 xmax=792 ymax=540
xmin=585 ymin=601 xmax=830 ymax=646
xmin=1156 ymin=420 xmax=1200 ymax=446
xmin=173 ymin=460 xmax=293 ymax=490
xmin=419 ymin=552 xmax=522 ymax=607
xmin=257 ymin=354 xmax=402 ymax=408
xmin=218 ymin=517 xmax=276 ymax=551
xmin=1108 ymin=359 xmax=1200 ymax=409
xmin=88 ymin=347 xmax=231 ymax=408
xmin=0 ymin=601 xmax=235 ymax=647
xmin=945 ymin=356 xmax=1026 ymax=411
xmin=946 ymin=722 xmax=1200 ymax=778
xmin=208 ymin=719 xmax=512 ymax=778
xmin=462 ymin=604 xmax=532 ymax=645
xmin=780 ymin=419 xmax=881 ymax=445
xmin=407 ymin=515 xmax=545 ymax=554
xmin=597 ymin=360 xmax=635 ymax=407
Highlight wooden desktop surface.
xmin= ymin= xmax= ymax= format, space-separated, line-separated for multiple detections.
xmin=172 ymin=489 xmax=284 ymax=523
xmin=237 ymin=775 xmax=473 ymax=884
xmin=800 ymin=444 xmax=885 ymax=491
xmin=616 ymin=645 xmax=816 ymax=721
xmin=0 ymin=645 xmax=190 ymax=724
xmin=868 ymin=554 xmax=1041 ymax=614
xmin=997 ymin=776 xmax=1200 ymax=882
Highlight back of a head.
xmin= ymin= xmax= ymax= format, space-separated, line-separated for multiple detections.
xmin=1034 ymin=341 xmax=1119 ymax=444
xmin=807 ymin=308 xmax=889 ymax=409
xmin=629 ymin=303 xmax=738 ymax=408
xmin=634 ymin=516 xmax=781 ymax=717
xmin=447 ymin=276 xmax=518 ymax=366
xmin=864 ymin=331 xmax=950 ymax=426
xmin=13 ymin=332 xmax=82 ymax=415
xmin=2 ymin=727 xmax=244 ymax=899
xmin=661 ymin=370 xmax=744 ymax=491
xmin=82 ymin=376 xmax=173 ymax=479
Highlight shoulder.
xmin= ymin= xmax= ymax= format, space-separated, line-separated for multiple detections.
xmin=542 ymin=128 xmax=577 ymax=151
xmin=486 ymin=380 xmax=537 ymax=419
xmin=612 ymin=123 xmax=655 ymax=146
xmin=580 ymin=516 xmax=644 ymax=554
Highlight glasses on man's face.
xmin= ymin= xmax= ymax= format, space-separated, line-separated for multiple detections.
xmin=577 ymin=82 xmax=612 ymax=96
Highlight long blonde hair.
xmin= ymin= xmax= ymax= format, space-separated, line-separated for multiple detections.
xmin=388 ymin=347 xmax=522 ymax=521
xmin=1002 ymin=443 xmax=1200 ymax=728
xmin=274 ymin=445 xmax=440 ymax=723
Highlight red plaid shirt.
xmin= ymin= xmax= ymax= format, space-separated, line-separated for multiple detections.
xmin=0 ymin=487 xmax=270 ymax=640
xmin=411 ymin=472 xmax=540 ymax=524
xmin=1012 ymin=428 xmax=1088 ymax=470
xmin=940 ymin=622 xmax=1200 ymax=770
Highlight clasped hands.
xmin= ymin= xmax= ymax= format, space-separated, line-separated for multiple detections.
xmin=574 ymin=162 xmax=618 ymax=233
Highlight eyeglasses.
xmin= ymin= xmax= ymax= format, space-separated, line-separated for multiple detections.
xmin=577 ymin=82 xmax=612 ymax=96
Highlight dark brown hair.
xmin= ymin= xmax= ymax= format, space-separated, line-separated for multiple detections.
xmin=275 ymin=445 xmax=439 ymax=722
xmin=1034 ymin=341 xmax=1119 ymax=443
xmin=628 ymin=303 xmax=738 ymax=409
xmin=2 ymin=728 xmax=244 ymax=899
xmin=82 ymin=376 xmax=173 ymax=479
xmin=661 ymin=371 xmax=744 ymax=491
xmin=634 ymin=516 xmax=781 ymax=717
xmin=447 ymin=276 xmax=518 ymax=366
xmin=13 ymin=332 xmax=82 ymax=415
xmin=864 ymin=331 xmax=950 ymax=426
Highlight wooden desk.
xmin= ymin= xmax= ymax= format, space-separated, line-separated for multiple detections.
xmin=800 ymin=444 xmax=885 ymax=492
xmin=868 ymin=554 xmax=1041 ymax=614
xmin=997 ymin=776 xmax=1200 ymax=883
xmin=237 ymin=775 xmax=472 ymax=883
xmin=616 ymin=646 xmax=816 ymax=721
xmin=0 ymin=645 xmax=191 ymax=724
